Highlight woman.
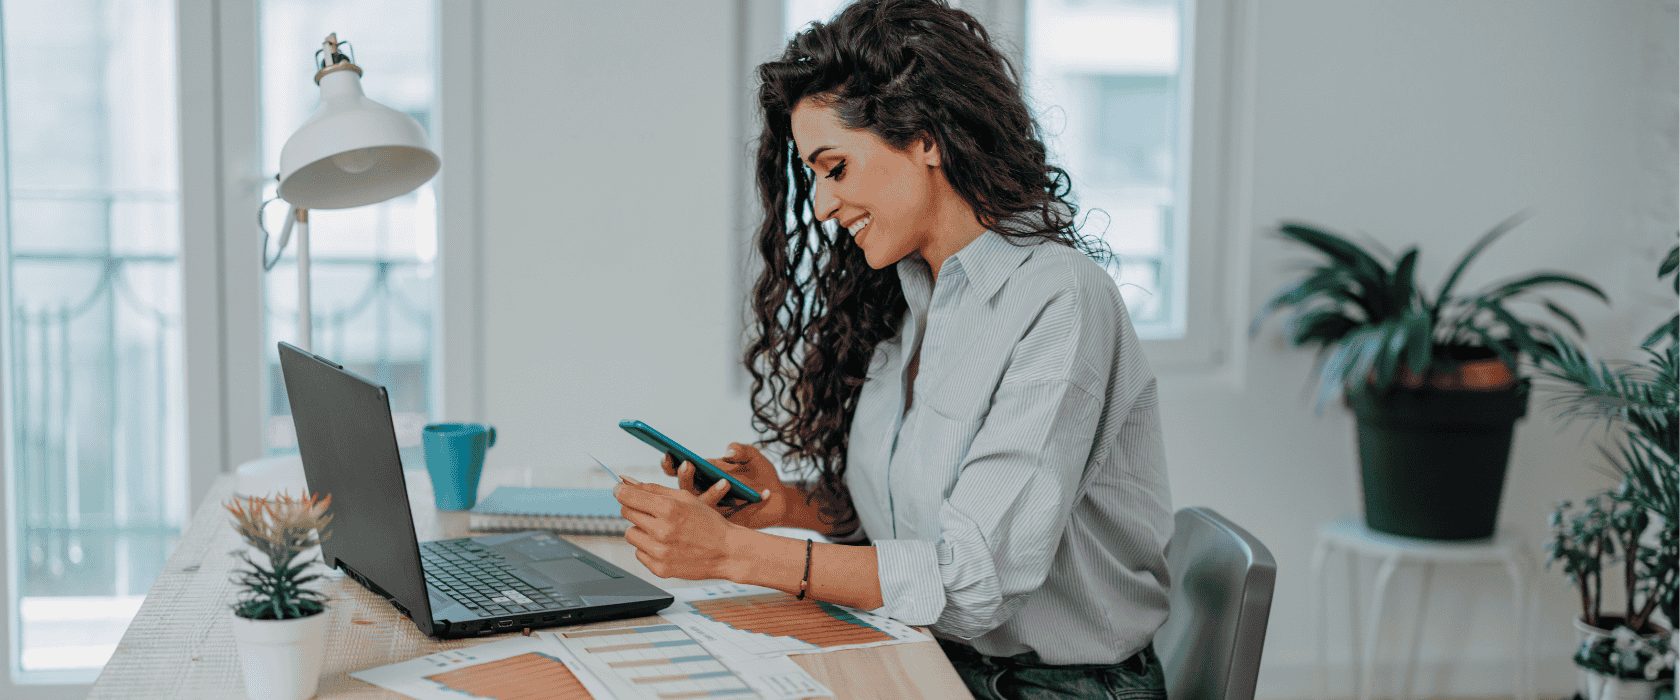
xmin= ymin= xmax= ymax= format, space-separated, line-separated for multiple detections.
xmin=612 ymin=1 xmax=1174 ymax=697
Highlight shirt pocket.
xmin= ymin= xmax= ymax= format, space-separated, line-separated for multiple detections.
xmin=896 ymin=407 xmax=982 ymax=508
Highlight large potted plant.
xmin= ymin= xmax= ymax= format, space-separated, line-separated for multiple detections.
xmin=1251 ymin=213 xmax=1607 ymax=539
xmin=1540 ymin=243 xmax=1678 ymax=700
xmin=226 ymin=491 xmax=335 ymax=700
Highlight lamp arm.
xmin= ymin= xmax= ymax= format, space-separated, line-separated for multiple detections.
xmin=260 ymin=198 xmax=296 ymax=271
xmin=297 ymin=209 xmax=311 ymax=352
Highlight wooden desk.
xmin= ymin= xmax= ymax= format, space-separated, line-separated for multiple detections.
xmin=87 ymin=465 xmax=971 ymax=699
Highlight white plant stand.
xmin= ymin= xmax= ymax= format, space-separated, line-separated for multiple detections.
xmin=1310 ymin=514 xmax=1538 ymax=700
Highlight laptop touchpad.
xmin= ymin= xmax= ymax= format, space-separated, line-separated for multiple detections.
xmin=528 ymin=557 xmax=616 ymax=584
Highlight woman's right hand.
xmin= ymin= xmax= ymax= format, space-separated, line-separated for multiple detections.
xmin=661 ymin=442 xmax=792 ymax=530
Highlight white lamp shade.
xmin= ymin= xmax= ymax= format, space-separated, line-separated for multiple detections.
xmin=278 ymin=69 xmax=440 ymax=210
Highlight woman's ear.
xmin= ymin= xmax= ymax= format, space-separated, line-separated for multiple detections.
xmin=918 ymin=134 xmax=941 ymax=168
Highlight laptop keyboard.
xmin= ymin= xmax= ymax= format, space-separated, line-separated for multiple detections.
xmin=420 ymin=539 xmax=584 ymax=618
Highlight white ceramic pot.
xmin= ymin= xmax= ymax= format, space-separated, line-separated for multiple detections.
xmin=231 ymin=609 xmax=330 ymax=700
xmin=1579 ymin=670 xmax=1661 ymax=700
xmin=1573 ymin=617 xmax=1669 ymax=700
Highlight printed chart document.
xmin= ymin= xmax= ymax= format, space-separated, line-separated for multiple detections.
xmin=349 ymin=633 xmax=614 ymax=700
xmin=542 ymin=623 xmax=832 ymax=700
xmin=659 ymin=583 xmax=927 ymax=659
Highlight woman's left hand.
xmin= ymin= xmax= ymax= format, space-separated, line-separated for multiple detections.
xmin=614 ymin=478 xmax=742 ymax=581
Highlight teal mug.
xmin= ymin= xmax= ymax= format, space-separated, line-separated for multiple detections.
xmin=421 ymin=423 xmax=496 ymax=510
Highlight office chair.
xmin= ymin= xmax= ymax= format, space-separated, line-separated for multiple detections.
xmin=1155 ymin=506 xmax=1278 ymax=700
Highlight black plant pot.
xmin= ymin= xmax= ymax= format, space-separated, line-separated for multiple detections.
xmin=1346 ymin=380 xmax=1530 ymax=540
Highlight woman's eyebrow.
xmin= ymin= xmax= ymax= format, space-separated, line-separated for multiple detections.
xmin=804 ymin=146 xmax=836 ymax=165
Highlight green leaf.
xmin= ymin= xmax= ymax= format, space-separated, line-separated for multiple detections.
xmin=1388 ymin=248 xmax=1421 ymax=318
xmin=1641 ymin=316 xmax=1677 ymax=350
xmin=1435 ymin=211 xmax=1530 ymax=309
xmin=1478 ymin=272 xmax=1609 ymax=305
xmin=1313 ymin=338 xmax=1357 ymax=412
xmin=1278 ymin=223 xmax=1390 ymax=281
xmin=1339 ymin=327 xmax=1388 ymax=399
xmin=1373 ymin=320 xmax=1411 ymax=391
xmin=1288 ymin=309 xmax=1361 ymax=347
xmin=1540 ymin=298 xmax=1588 ymax=338
xmin=1406 ymin=313 xmax=1434 ymax=379
xmin=1252 ymin=267 xmax=1367 ymax=337
xmin=1658 ymin=243 xmax=1678 ymax=281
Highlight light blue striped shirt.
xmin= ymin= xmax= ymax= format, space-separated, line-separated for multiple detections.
xmin=843 ymin=229 xmax=1174 ymax=666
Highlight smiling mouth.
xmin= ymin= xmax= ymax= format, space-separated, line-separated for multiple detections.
xmin=847 ymin=214 xmax=873 ymax=240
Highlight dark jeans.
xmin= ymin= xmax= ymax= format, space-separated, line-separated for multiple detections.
xmin=937 ymin=637 xmax=1169 ymax=700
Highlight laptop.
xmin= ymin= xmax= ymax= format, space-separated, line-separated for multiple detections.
xmin=277 ymin=341 xmax=674 ymax=639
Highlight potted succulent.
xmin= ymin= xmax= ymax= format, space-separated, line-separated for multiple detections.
xmin=1251 ymin=213 xmax=1607 ymax=539
xmin=1540 ymin=243 xmax=1678 ymax=700
xmin=226 ymin=491 xmax=335 ymax=700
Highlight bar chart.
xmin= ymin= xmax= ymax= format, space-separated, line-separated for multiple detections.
xmin=555 ymin=624 xmax=761 ymax=699
xmin=424 ymin=651 xmax=594 ymax=699
xmin=688 ymin=593 xmax=894 ymax=648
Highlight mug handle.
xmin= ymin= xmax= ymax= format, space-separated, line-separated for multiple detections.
xmin=486 ymin=425 xmax=496 ymax=448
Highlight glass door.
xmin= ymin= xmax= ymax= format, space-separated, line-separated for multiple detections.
xmin=2 ymin=0 xmax=186 ymax=680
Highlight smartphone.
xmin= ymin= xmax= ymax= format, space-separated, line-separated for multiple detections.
xmin=618 ymin=420 xmax=762 ymax=504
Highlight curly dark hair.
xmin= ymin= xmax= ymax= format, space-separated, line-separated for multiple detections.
xmin=745 ymin=0 xmax=1112 ymax=533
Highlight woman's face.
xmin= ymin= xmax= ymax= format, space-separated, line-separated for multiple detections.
xmin=790 ymin=97 xmax=945 ymax=270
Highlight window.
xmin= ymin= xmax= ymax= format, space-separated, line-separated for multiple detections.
xmin=257 ymin=0 xmax=439 ymax=456
xmin=1025 ymin=0 xmax=1188 ymax=339
xmin=1 ymin=0 xmax=185 ymax=680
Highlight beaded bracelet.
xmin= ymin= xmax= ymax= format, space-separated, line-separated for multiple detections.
xmin=797 ymin=539 xmax=813 ymax=600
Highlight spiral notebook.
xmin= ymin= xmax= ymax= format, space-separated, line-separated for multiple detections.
xmin=467 ymin=486 xmax=630 ymax=535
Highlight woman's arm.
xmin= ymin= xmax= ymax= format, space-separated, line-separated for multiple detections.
xmin=615 ymin=479 xmax=884 ymax=609
xmin=723 ymin=528 xmax=883 ymax=610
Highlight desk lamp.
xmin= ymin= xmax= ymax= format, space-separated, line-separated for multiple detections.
xmin=262 ymin=33 xmax=440 ymax=351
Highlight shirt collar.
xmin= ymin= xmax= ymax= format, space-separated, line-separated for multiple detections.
xmin=947 ymin=228 xmax=1041 ymax=303
xmin=894 ymin=220 xmax=1048 ymax=312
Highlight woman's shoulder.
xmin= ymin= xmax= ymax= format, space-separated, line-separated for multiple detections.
xmin=1008 ymin=238 xmax=1125 ymax=311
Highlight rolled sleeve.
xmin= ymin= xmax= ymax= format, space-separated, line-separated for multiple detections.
xmin=872 ymin=538 xmax=945 ymax=621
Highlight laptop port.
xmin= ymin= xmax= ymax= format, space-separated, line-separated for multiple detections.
xmin=518 ymin=617 xmax=533 ymax=625
xmin=541 ymin=615 xmax=557 ymax=622
xmin=495 ymin=620 xmax=514 ymax=628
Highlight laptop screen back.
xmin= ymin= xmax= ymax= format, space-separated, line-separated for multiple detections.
xmin=277 ymin=342 xmax=434 ymax=634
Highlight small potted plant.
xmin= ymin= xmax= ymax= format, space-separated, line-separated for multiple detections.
xmin=226 ymin=491 xmax=335 ymax=700
xmin=1548 ymin=495 xmax=1676 ymax=699
xmin=1540 ymin=242 xmax=1678 ymax=700
xmin=1250 ymin=212 xmax=1607 ymax=539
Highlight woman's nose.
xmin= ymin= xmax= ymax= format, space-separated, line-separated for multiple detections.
xmin=811 ymin=179 xmax=839 ymax=222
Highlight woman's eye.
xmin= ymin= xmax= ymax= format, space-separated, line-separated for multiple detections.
xmin=826 ymin=160 xmax=846 ymax=181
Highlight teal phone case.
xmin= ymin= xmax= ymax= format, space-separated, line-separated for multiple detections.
xmin=618 ymin=420 xmax=763 ymax=504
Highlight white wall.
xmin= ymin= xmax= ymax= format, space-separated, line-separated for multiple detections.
xmin=460 ymin=0 xmax=1677 ymax=696
xmin=478 ymin=0 xmax=757 ymax=471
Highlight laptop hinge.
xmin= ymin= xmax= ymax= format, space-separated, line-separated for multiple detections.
xmin=340 ymin=560 xmax=433 ymax=633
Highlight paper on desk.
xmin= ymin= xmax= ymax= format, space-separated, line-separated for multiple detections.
xmin=659 ymin=583 xmax=927 ymax=659
xmin=349 ymin=633 xmax=613 ymax=700
xmin=541 ymin=623 xmax=832 ymax=700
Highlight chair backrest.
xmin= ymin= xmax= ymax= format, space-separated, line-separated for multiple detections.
xmin=1155 ymin=507 xmax=1277 ymax=700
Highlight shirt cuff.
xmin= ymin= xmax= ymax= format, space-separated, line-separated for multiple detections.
xmin=872 ymin=539 xmax=945 ymax=625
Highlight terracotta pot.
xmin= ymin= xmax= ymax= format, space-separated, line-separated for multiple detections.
xmin=1392 ymin=358 xmax=1516 ymax=391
